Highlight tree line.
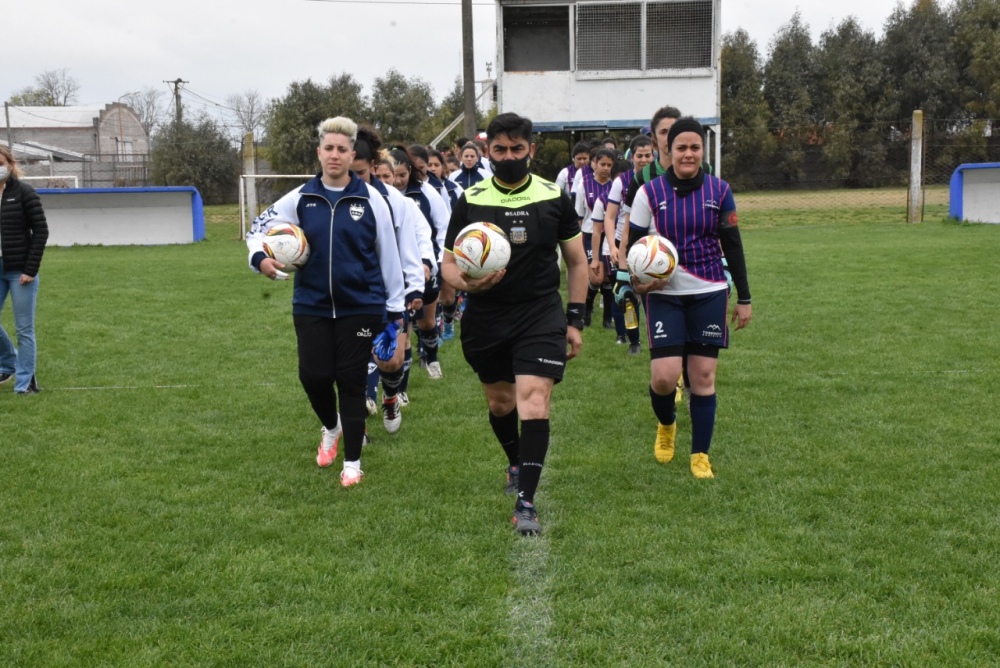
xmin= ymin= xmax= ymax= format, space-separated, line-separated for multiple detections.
xmin=722 ymin=0 xmax=1000 ymax=190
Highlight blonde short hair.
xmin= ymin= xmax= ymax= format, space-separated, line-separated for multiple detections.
xmin=317 ymin=116 xmax=358 ymax=146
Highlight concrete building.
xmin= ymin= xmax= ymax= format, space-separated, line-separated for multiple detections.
xmin=3 ymin=104 xmax=150 ymax=187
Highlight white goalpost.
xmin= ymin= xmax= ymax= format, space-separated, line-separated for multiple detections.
xmin=239 ymin=174 xmax=313 ymax=238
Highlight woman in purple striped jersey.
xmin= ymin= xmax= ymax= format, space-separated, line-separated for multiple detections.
xmin=614 ymin=117 xmax=752 ymax=479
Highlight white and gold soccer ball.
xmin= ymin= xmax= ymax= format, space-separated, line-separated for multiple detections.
xmin=263 ymin=223 xmax=310 ymax=271
xmin=627 ymin=234 xmax=678 ymax=284
xmin=453 ymin=222 xmax=512 ymax=279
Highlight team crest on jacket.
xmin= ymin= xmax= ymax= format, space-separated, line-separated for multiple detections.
xmin=510 ymin=226 xmax=527 ymax=244
xmin=349 ymin=203 xmax=365 ymax=221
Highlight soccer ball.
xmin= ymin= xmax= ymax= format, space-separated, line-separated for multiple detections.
xmin=263 ymin=223 xmax=310 ymax=271
xmin=627 ymin=234 xmax=678 ymax=284
xmin=453 ymin=222 xmax=512 ymax=279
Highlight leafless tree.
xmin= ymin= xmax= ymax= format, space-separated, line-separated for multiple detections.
xmin=9 ymin=69 xmax=80 ymax=106
xmin=123 ymin=87 xmax=168 ymax=137
xmin=226 ymin=89 xmax=267 ymax=142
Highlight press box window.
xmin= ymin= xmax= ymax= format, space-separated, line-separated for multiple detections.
xmin=503 ymin=6 xmax=571 ymax=72
xmin=647 ymin=0 xmax=713 ymax=70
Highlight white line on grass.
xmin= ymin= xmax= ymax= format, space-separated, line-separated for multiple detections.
xmin=48 ymin=382 xmax=278 ymax=391
xmin=506 ymin=473 xmax=555 ymax=667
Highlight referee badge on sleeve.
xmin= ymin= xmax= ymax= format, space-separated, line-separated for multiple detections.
xmin=510 ymin=226 xmax=527 ymax=244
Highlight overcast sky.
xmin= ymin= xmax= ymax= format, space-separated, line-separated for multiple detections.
xmin=7 ymin=0 xmax=905 ymax=115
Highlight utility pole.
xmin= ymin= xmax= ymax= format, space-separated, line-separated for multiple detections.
xmin=4 ymin=102 xmax=12 ymax=150
xmin=164 ymin=78 xmax=188 ymax=124
xmin=461 ymin=0 xmax=477 ymax=139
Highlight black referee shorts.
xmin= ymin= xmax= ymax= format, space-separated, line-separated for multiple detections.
xmin=459 ymin=292 xmax=568 ymax=385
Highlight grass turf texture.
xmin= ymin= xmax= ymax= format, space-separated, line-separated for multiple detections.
xmin=2 ymin=204 xmax=998 ymax=665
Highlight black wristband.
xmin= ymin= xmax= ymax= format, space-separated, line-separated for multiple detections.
xmin=566 ymin=302 xmax=585 ymax=330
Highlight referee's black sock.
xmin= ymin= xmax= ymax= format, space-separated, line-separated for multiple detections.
xmin=518 ymin=419 xmax=550 ymax=505
xmin=649 ymin=385 xmax=677 ymax=426
xmin=489 ymin=407 xmax=520 ymax=468
xmin=690 ymin=393 xmax=717 ymax=454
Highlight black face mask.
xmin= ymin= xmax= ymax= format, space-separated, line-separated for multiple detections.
xmin=490 ymin=156 xmax=531 ymax=184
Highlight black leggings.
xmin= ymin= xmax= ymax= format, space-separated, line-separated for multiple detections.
xmin=294 ymin=314 xmax=382 ymax=462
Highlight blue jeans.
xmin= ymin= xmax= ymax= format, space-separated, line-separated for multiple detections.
xmin=0 ymin=258 xmax=40 ymax=393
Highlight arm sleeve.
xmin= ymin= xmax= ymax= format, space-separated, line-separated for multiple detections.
xmin=245 ymin=189 xmax=301 ymax=272
xmin=570 ymin=169 xmax=583 ymax=198
xmin=717 ymin=187 xmax=750 ymax=303
xmin=390 ymin=191 xmax=425 ymax=300
xmin=425 ymin=183 xmax=450 ymax=264
xmin=372 ymin=193 xmax=405 ymax=317
xmin=407 ymin=199 xmax=435 ymax=266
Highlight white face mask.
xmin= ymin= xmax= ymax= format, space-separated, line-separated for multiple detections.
xmin=0 ymin=165 xmax=9 ymax=181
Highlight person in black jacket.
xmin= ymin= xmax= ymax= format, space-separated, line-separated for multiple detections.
xmin=0 ymin=145 xmax=48 ymax=395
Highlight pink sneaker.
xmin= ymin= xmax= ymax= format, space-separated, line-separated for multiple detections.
xmin=340 ymin=467 xmax=364 ymax=488
xmin=316 ymin=423 xmax=341 ymax=467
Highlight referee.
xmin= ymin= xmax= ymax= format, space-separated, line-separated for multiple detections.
xmin=442 ymin=112 xmax=588 ymax=536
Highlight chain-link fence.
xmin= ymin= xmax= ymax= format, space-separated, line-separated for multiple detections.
xmin=922 ymin=118 xmax=1000 ymax=217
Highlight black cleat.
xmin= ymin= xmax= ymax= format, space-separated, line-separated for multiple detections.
xmin=0 ymin=372 xmax=12 ymax=384
xmin=628 ymin=343 xmax=642 ymax=356
xmin=603 ymin=318 xmax=614 ymax=329
xmin=512 ymin=500 xmax=541 ymax=536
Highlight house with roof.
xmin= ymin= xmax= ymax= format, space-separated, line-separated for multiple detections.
xmin=3 ymin=104 xmax=149 ymax=187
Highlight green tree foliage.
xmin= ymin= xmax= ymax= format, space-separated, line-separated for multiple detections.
xmin=370 ymin=69 xmax=436 ymax=143
xmin=531 ymin=136 xmax=569 ymax=181
xmin=952 ymin=0 xmax=1000 ymax=118
xmin=720 ymin=29 xmax=775 ymax=190
xmin=763 ymin=12 xmax=817 ymax=182
xmin=265 ymin=74 xmax=369 ymax=175
xmin=151 ymin=115 xmax=240 ymax=205
xmin=881 ymin=0 xmax=962 ymax=123
xmin=815 ymin=18 xmax=894 ymax=186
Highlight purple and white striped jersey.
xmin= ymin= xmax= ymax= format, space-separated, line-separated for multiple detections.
xmin=629 ymin=174 xmax=736 ymax=295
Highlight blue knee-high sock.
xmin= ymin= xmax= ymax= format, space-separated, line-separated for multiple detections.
xmin=366 ymin=357 xmax=379 ymax=401
xmin=649 ymin=385 xmax=677 ymax=426
xmin=689 ymin=393 xmax=717 ymax=454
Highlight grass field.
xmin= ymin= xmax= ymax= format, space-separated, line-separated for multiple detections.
xmin=2 ymin=203 xmax=999 ymax=666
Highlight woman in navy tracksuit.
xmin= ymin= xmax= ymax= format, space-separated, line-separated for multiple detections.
xmin=247 ymin=116 xmax=404 ymax=488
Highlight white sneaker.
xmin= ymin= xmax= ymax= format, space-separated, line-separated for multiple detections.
xmin=316 ymin=415 xmax=341 ymax=467
xmin=427 ymin=361 xmax=443 ymax=379
xmin=382 ymin=397 xmax=402 ymax=433
xmin=341 ymin=463 xmax=363 ymax=488
xmin=397 ymin=392 xmax=409 ymax=407
xmin=366 ymin=397 xmax=378 ymax=416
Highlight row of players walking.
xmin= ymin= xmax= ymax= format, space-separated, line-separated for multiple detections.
xmin=246 ymin=106 xmax=752 ymax=536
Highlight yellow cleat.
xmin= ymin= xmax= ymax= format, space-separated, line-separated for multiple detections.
xmin=690 ymin=453 xmax=715 ymax=479
xmin=654 ymin=422 xmax=677 ymax=463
